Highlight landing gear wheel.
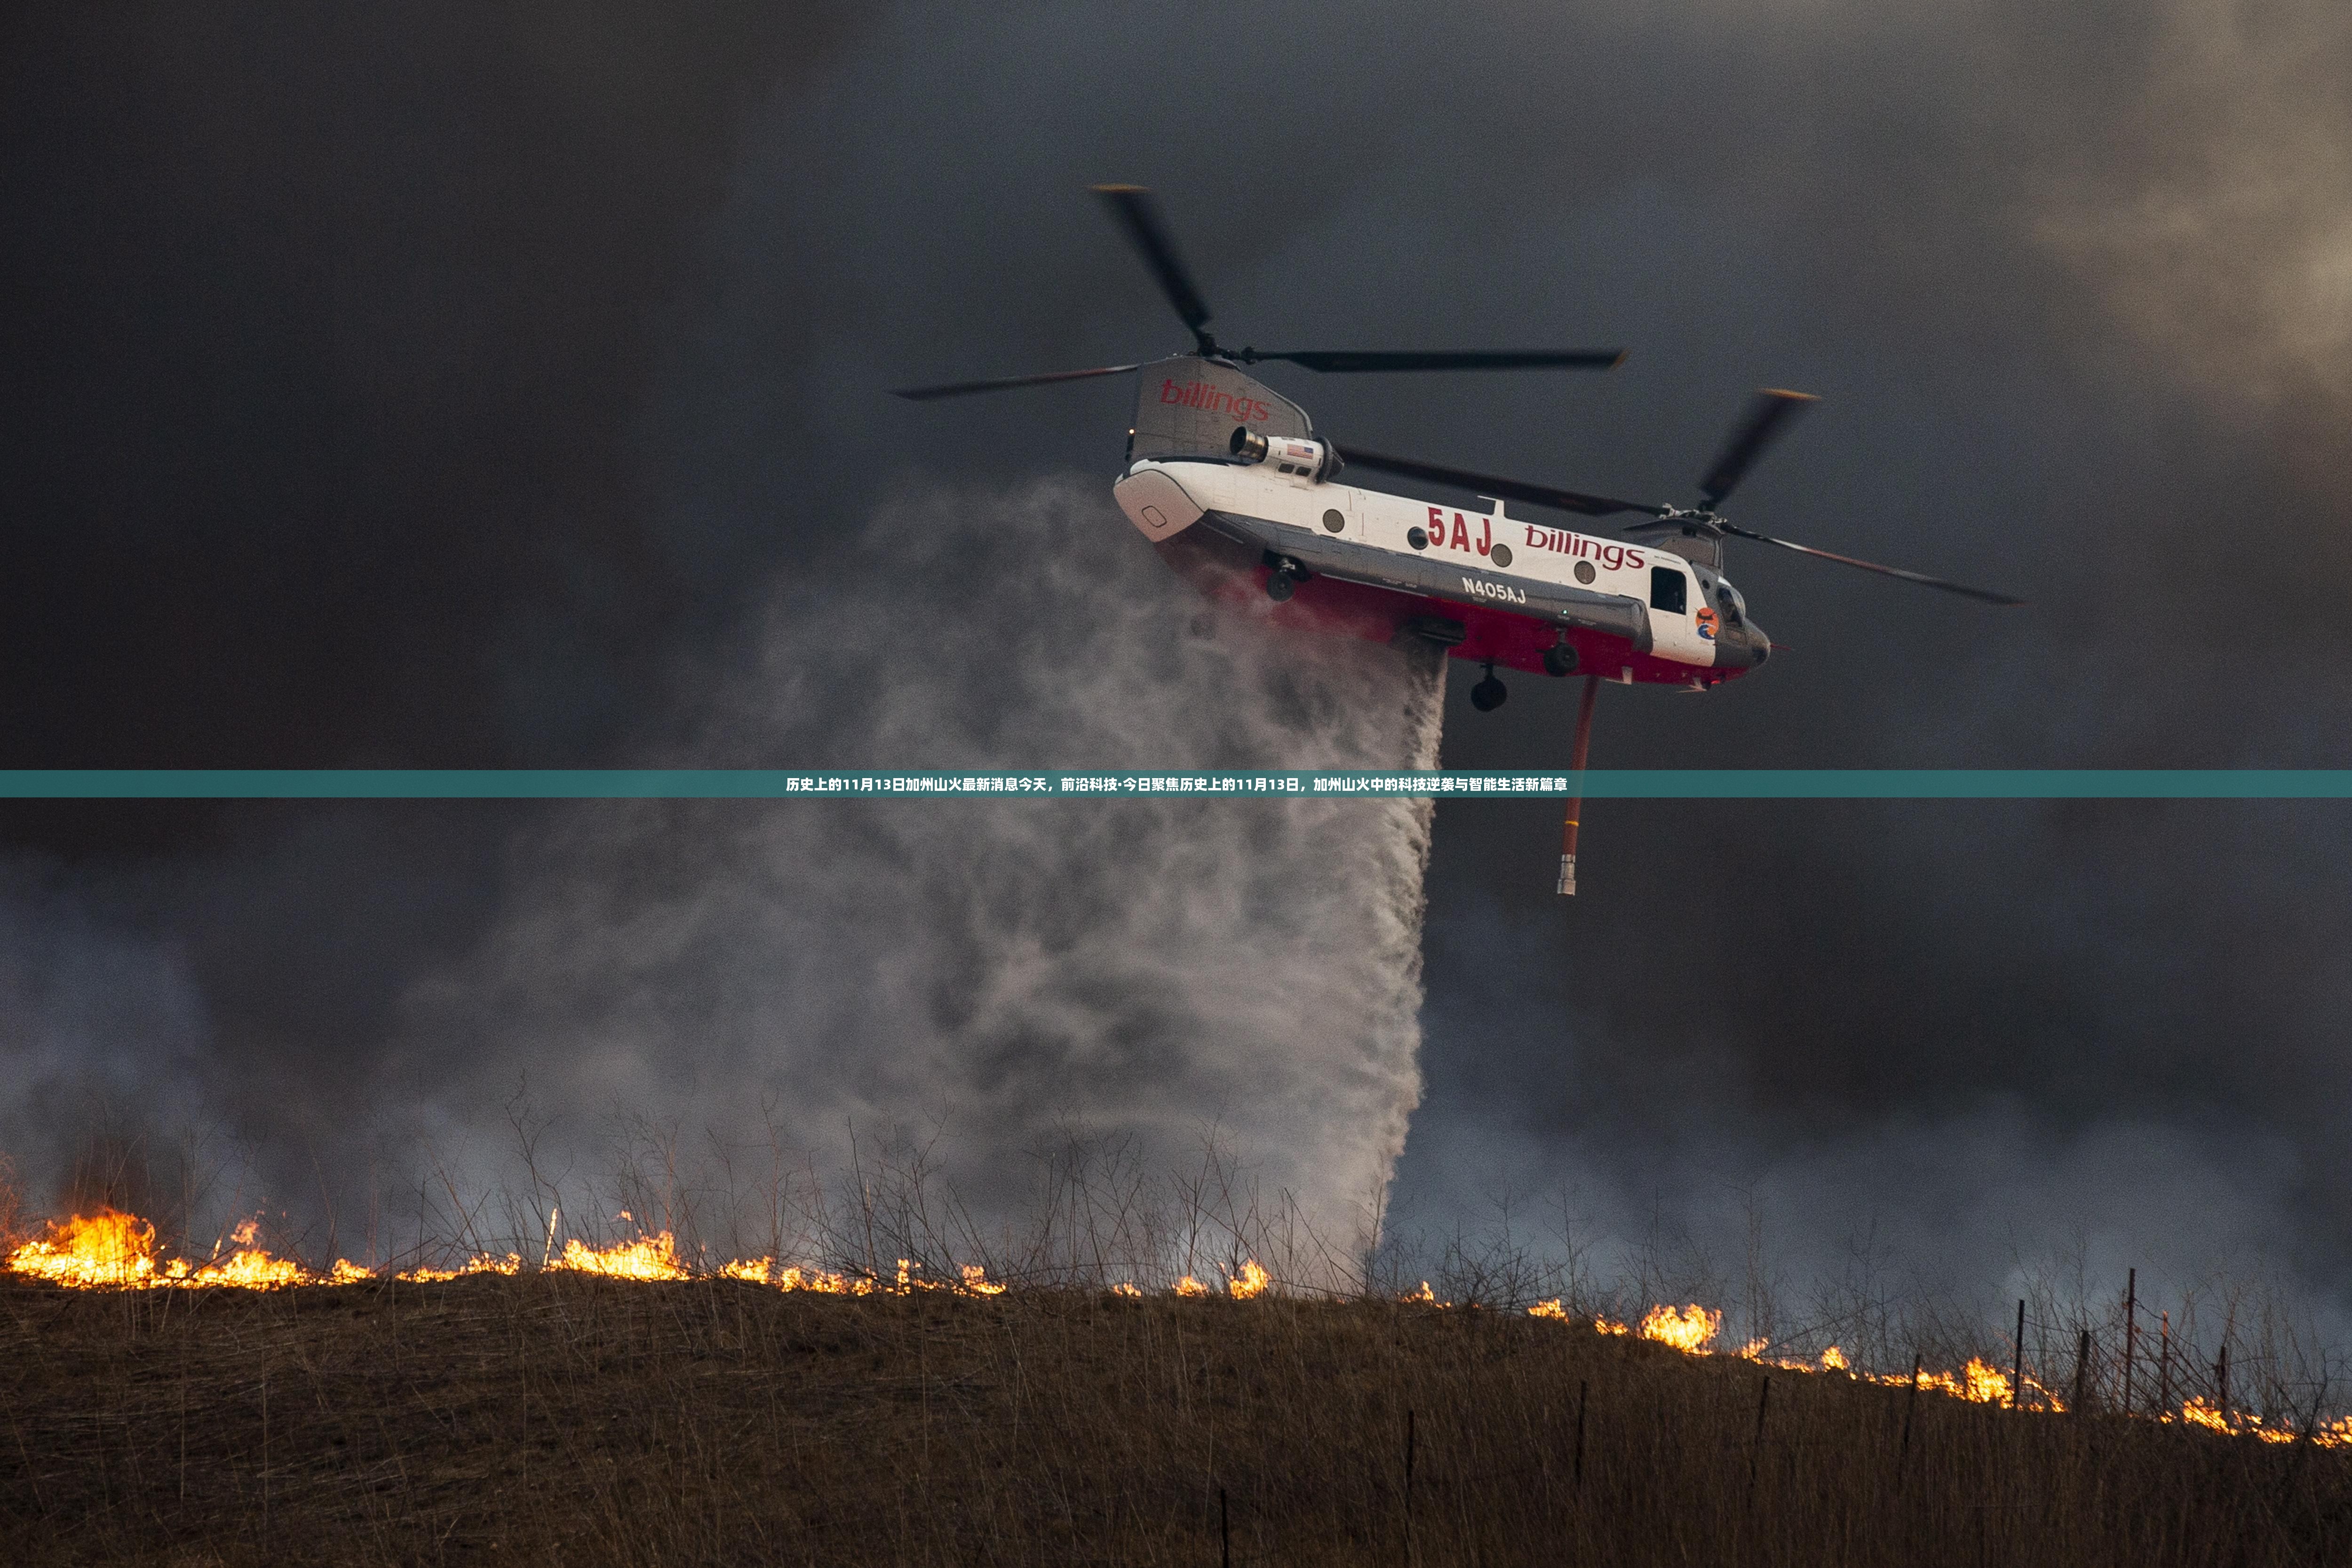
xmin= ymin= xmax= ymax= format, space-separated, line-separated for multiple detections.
xmin=1470 ymin=675 xmax=1509 ymax=712
xmin=1264 ymin=555 xmax=1303 ymax=603
xmin=1542 ymin=642 xmax=1580 ymax=677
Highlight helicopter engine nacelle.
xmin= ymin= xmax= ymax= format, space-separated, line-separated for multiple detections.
xmin=1229 ymin=426 xmax=1335 ymax=481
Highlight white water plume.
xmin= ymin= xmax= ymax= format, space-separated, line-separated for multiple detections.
xmin=387 ymin=478 xmax=1446 ymax=1275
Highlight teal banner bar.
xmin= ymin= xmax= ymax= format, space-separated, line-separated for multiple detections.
xmin=0 ymin=770 xmax=2344 ymax=799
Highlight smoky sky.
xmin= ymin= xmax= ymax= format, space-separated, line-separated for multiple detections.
xmin=378 ymin=479 xmax=1444 ymax=1272
xmin=4 ymin=2 xmax=2351 ymax=1329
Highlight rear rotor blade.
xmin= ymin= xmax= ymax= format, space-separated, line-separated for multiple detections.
xmin=890 ymin=362 xmax=1149 ymax=402
xmin=1092 ymin=185 xmax=1213 ymax=337
xmin=1337 ymin=446 xmax=1664 ymax=519
xmin=1716 ymin=523 xmax=2026 ymax=605
xmin=1246 ymin=348 xmax=1627 ymax=373
xmin=1699 ymin=389 xmax=1817 ymax=507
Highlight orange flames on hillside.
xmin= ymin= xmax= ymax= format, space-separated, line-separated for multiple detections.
xmin=0 ymin=1204 xmax=1241 ymax=1305
xmin=10 ymin=1205 xmax=2344 ymax=1449
xmin=398 ymin=1254 xmax=521 ymax=1283
xmin=8 ymin=1210 xmax=320 ymax=1290
xmin=554 ymin=1232 xmax=689 ymax=1281
xmin=2174 ymin=1397 xmax=2352 ymax=1446
xmin=1636 ymin=1303 xmax=1722 ymax=1353
xmin=9 ymin=1209 xmax=160 ymax=1287
xmin=1527 ymin=1291 xmax=2349 ymax=1448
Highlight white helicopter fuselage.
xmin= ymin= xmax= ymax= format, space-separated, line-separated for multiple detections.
xmin=1113 ymin=450 xmax=1772 ymax=687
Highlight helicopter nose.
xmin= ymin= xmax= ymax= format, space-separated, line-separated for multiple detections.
xmin=1715 ymin=620 xmax=1771 ymax=670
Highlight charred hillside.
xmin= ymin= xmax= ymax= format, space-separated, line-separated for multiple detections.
xmin=4 ymin=1274 xmax=2347 ymax=1567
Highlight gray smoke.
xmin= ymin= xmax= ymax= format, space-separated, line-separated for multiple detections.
xmin=6 ymin=0 xmax=2352 ymax=1362
xmin=0 ymin=869 xmax=212 ymax=1219
xmin=384 ymin=477 xmax=1443 ymax=1270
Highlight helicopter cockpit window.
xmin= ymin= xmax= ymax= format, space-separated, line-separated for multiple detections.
xmin=1716 ymin=580 xmax=1745 ymax=624
xmin=1650 ymin=566 xmax=1688 ymax=615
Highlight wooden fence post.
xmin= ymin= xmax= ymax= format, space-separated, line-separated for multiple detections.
xmin=2012 ymin=1300 xmax=2026 ymax=1409
xmin=1573 ymin=1379 xmax=1588 ymax=1488
xmin=1403 ymin=1408 xmax=1415 ymax=1565
xmin=1897 ymin=1354 xmax=1921 ymax=1484
xmin=1747 ymin=1376 xmax=1771 ymax=1509
xmin=2122 ymin=1268 xmax=2137 ymax=1416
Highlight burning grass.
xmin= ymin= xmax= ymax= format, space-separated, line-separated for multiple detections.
xmin=9 ymin=1153 xmax=2351 ymax=1564
xmin=6 ymin=1230 xmax=2352 ymax=1564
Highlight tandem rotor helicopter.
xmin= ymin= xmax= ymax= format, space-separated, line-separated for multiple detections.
xmin=896 ymin=187 xmax=2022 ymax=893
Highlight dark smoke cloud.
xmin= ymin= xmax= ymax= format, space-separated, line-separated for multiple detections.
xmin=0 ymin=1 xmax=846 ymax=780
xmin=3 ymin=0 xmax=2350 ymax=1338
xmin=381 ymin=479 xmax=1440 ymax=1268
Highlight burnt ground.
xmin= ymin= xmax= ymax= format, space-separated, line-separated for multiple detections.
xmin=3 ymin=1274 xmax=2348 ymax=1565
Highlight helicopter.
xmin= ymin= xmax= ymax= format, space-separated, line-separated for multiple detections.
xmin=896 ymin=187 xmax=2023 ymax=892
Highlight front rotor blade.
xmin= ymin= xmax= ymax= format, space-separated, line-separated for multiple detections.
xmin=1716 ymin=523 xmax=2026 ymax=605
xmin=1248 ymin=348 xmax=1627 ymax=373
xmin=1699 ymin=389 xmax=1817 ymax=507
xmin=890 ymin=362 xmax=1149 ymax=402
xmin=1337 ymin=446 xmax=1663 ymax=518
xmin=1092 ymin=185 xmax=1213 ymax=335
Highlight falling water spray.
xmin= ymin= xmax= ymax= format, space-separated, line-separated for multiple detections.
xmin=384 ymin=478 xmax=1449 ymax=1279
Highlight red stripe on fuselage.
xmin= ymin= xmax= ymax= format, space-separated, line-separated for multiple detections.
xmin=1152 ymin=529 xmax=1746 ymax=688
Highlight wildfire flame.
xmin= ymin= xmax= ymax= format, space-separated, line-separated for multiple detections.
xmin=397 ymin=1254 xmax=521 ymax=1283
xmin=195 ymin=1245 xmax=310 ymax=1291
xmin=2181 ymin=1397 xmax=2231 ymax=1434
xmin=2174 ymin=1397 xmax=2328 ymax=1444
xmin=1960 ymin=1358 xmax=2011 ymax=1403
xmin=8 ymin=1209 xmax=159 ymax=1288
xmin=1519 ymin=1301 xmax=2352 ymax=1444
xmin=10 ymin=1202 xmax=2349 ymax=1450
xmin=1886 ymin=1358 xmax=2020 ymax=1405
xmin=552 ymin=1231 xmax=690 ymax=1281
xmin=1639 ymin=1303 xmax=1722 ymax=1354
xmin=5 ymin=1209 xmax=361 ymax=1292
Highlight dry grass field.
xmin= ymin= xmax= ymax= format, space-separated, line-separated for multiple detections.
xmin=5 ymin=1271 xmax=2349 ymax=1567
